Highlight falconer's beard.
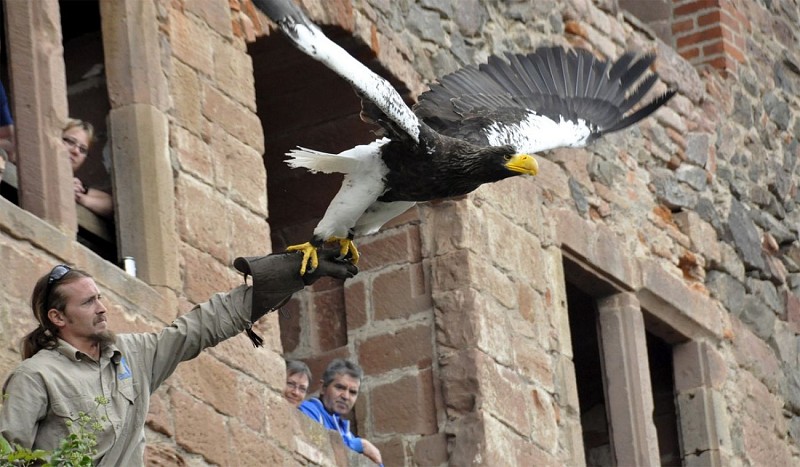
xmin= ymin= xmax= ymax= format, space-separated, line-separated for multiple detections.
xmin=91 ymin=330 xmax=117 ymax=346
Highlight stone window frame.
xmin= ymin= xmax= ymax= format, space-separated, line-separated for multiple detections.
xmin=557 ymin=208 xmax=730 ymax=466
xmin=3 ymin=0 xmax=179 ymax=288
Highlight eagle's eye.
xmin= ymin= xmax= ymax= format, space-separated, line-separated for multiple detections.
xmin=503 ymin=154 xmax=512 ymax=161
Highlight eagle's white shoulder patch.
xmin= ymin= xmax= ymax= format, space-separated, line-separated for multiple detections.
xmin=484 ymin=112 xmax=593 ymax=154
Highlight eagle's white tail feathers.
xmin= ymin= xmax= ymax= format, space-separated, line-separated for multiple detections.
xmin=285 ymin=147 xmax=355 ymax=174
xmin=285 ymin=138 xmax=390 ymax=175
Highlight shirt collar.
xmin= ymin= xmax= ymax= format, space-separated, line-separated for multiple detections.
xmin=56 ymin=338 xmax=121 ymax=362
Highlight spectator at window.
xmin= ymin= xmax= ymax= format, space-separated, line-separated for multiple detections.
xmin=299 ymin=359 xmax=383 ymax=466
xmin=283 ymin=360 xmax=311 ymax=407
xmin=0 ymin=80 xmax=15 ymax=167
xmin=62 ymin=119 xmax=113 ymax=218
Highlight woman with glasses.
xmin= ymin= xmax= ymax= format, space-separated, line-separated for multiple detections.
xmin=284 ymin=360 xmax=312 ymax=407
xmin=62 ymin=119 xmax=113 ymax=218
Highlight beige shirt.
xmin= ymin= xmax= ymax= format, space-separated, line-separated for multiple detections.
xmin=0 ymin=285 xmax=251 ymax=466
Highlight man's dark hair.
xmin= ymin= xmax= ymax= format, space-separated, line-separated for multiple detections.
xmin=321 ymin=358 xmax=363 ymax=388
xmin=286 ymin=359 xmax=312 ymax=381
xmin=22 ymin=267 xmax=92 ymax=359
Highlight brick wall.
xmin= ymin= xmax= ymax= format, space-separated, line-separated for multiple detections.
xmin=672 ymin=0 xmax=749 ymax=72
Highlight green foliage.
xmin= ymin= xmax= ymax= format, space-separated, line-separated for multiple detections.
xmin=1 ymin=396 xmax=109 ymax=467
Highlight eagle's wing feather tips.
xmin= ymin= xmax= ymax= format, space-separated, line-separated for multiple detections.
xmin=416 ymin=45 xmax=675 ymax=154
xmin=252 ymin=0 xmax=421 ymax=143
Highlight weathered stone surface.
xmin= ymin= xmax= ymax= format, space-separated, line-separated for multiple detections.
xmin=651 ymin=168 xmax=698 ymax=210
xmin=730 ymin=317 xmax=784 ymax=392
xmin=407 ymin=4 xmax=446 ymax=43
xmin=676 ymin=388 xmax=731 ymax=457
xmin=673 ymin=341 xmax=728 ymax=391
xmin=685 ymin=132 xmax=710 ymax=166
xmin=372 ymin=263 xmax=432 ymax=320
xmin=676 ymin=164 xmax=708 ymax=190
xmin=413 ymin=432 xmax=448 ymax=466
xmin=706 ymin=271 xmax=746 ymax=316
xmin=175 ymin=353 xmax=239 ymax=416
xmin=358 ymin=324 xmax=433 ymax=374
xmin=171 ymin=388 xmax=231 ymax=465
xmin=675 ymin=210 xmax=722 ymax=264
xmin=728 ymin=199 xmax=767 ymax=270
xmin=372 ymin=369 xmax=437 ymax=435
xmin=144 ymin=443 xmax=186 ymax=466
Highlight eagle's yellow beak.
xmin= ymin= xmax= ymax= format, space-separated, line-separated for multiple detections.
xmin=505 ymin=153 xmax=538 ymax=176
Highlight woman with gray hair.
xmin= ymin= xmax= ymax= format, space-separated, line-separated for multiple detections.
xmin=283 ymin=360 xmax=311 ymax=407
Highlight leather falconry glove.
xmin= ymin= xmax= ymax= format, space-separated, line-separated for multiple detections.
xmin=233 ymin=248 xmax=358 ymax=346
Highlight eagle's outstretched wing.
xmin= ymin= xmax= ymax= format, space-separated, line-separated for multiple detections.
xmin=252 ymin=0 xmax=421 ymax=142
xmin=252 ymin=0 xmax=675 ymax=277
xmin=414 ymin=46 xmax=676 ymax=154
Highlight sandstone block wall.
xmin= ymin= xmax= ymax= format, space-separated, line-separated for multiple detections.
xmin=1 ymin=0 xmax=799 ymax=466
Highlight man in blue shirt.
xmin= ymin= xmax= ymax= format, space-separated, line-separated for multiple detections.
xmin=299 ymin=359 xmax=383 ymax=465
xmin=0 ymin=81 xmax=14 ymax=168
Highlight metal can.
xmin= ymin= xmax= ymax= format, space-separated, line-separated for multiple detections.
xmin=123 ymin=256 xmax=137 ymax=277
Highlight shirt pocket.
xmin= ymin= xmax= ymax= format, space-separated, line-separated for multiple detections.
xmin=50 ymin=395 xmax=99 ymax=421
xmin=117 ymin=377 xmax=138 ymax=405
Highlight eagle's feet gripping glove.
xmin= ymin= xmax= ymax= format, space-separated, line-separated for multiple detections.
xmin=233 ymin=248 xmax=358 ymax=347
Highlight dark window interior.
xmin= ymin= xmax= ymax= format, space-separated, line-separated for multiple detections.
xmin=567 ymin=281 xmax=613 ymax=466
xmin=0 ymin=1 xmax=116 ymax=262
xmin=647 ymin=331 xmax=682 ymax=466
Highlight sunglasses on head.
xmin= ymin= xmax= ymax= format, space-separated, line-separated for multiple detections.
xmin=43 ymin=264 xmax=72 ymax=310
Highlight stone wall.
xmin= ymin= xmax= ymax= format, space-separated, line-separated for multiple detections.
xmin=256 ymin=0 xmax=800 ymax=465
xmin=1 ymin=0 xmax=799 ymax=466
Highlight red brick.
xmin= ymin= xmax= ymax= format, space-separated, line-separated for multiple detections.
xmin=176 ymin=175 xmax=230 ymax=263
xmin=171 ymin=388 xmax=231 ymax=465
xmin=676 ymin=25 xmax=724 ymax=49
xmin=702 ymin=39 xmax=725 ymax=56
xmin=413 ymin=432 xmax=448 ymax=466
xmin=312 ymin=288 xmax=347 ymax=352
xmin=358 ymin=324 xmax=433 ymax=375
xmin=672 ymin=18 xmax=695 ymax=34
xmin=180 ymin=244 xmax=237 ymax=305
xmin=697 ymin=10 xmax=722 ymax=27
xmin=230 ymin=419 xmax=290 ymax=465
xmin=674 ymin=0 xmax=720 ymax=17
xmin=375 ymin=438 xmax=408 ymax=467
xmin=236 ymin=377 xmax=267 ymax=433
xmin=679 ymin=46 xmax=701 ymax=61
xmin=357 ymin=225 xmax=422 ymax=271
xmin=144 ymin=443 xmax=187 ymax=466
xmin=175 ymin=353 xmax=240 ymax=416
xmin=372 ymin=369 xmax=437 ymax=434
xmin=208 ymin=332 xmax=286 ymax=390
xmin=145 ymin=390 xmax=173 ymax=437
xmin=726 ymin=42 xmax=746 ymax=63
xmin=513 ymin=335 xmax=554 ymax=391
xmin=344 ymin=280 xmax=367 ymax=331
xmin=372 ymin=263 xmax=432 ymax=320
xmin=279 ymin=296 xmax=302 ymax=353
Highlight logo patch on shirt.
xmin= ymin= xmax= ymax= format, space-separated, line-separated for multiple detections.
xmin=117 ymin=356 xmax=132 ymax=380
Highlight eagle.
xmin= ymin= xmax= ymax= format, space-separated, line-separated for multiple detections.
xmin=252 ymin=0 xmax=676 ymax=274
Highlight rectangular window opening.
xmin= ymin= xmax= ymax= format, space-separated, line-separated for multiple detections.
xmin=566 ymin=281 xmax=613 ymax=466
xmin=646 ymin=330 xmax=682 ymax=466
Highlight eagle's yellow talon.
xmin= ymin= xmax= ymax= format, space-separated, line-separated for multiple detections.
xmin=329 ymin=237 xmax=360 ymax=265
xmin=286 ymin=242 xmax=318 ymax=275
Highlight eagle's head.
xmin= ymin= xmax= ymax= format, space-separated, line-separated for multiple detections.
xmin=473 ymin=145 xmax=538 ymax=181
